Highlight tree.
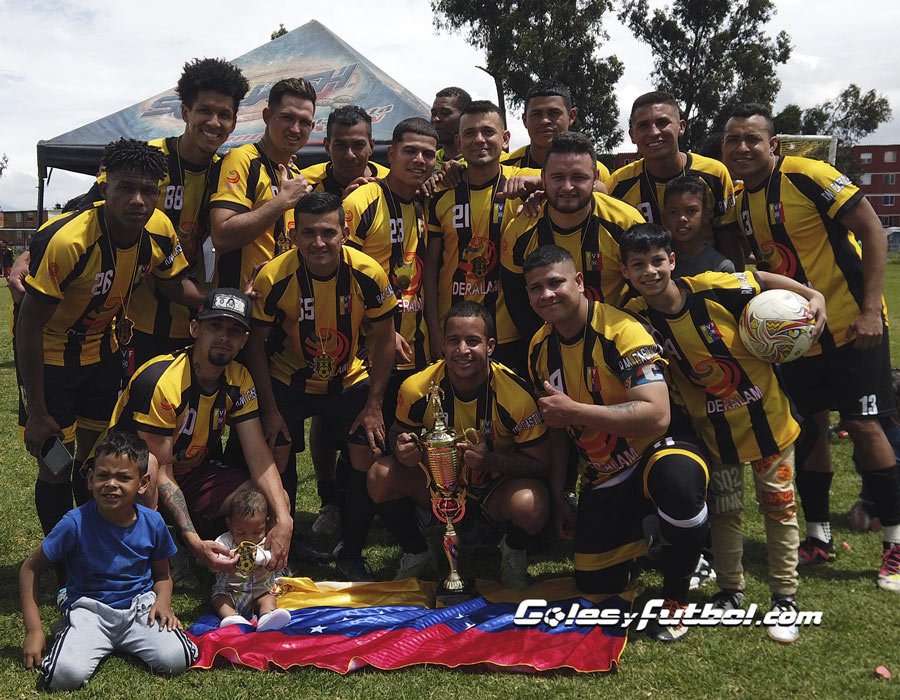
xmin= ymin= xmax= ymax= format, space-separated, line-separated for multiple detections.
xmin=774 ymin=85 xmax=892 ymax=177
xmin=271 ymin=24 xmax=287 ymax=41
xmin=431 ymin=0 xmax=625 ymax=150
xmin=619 ymin=0 xmax=791 ymax=150
xmin=0 ymin=153 xmax=7 ymax=178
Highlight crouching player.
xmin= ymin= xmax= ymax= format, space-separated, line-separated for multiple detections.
xmin=368 ymin=302 xmax=550 ymax=589
xmin=524 ymin=244 xmax=710 ymax=642
xmin=19 ymin=432 xmax=197 ymax=690
xmin=621 ymin=223 xmax=826 ymax=643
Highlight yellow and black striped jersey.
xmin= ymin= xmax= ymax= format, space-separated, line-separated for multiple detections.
xmin=252 ymin=245 xmax=398 ymax=395
xmin=110 ymin=349 xmax=259 ymax=478
xmin=528 ymin=300 xmax=668 ymax=486
xmin=736 ymin=155 xmax=887 ymax=355
xmin=300 ymin=160 xmax=390 ymax=197
xmin=502 ymin=145 xmax=612 ymax=188
xmin=609 ymin=152 xmax=737 ymax=245
xmin=344 ymin=180 xmax=429 ymax=370
xmin=625 ymin=271 xmax=800 ymax=463
xmin=209 ymin=142 xmax=301 ymax=288
xmin=130 ymin=136 xmax=221 ymax=339
xmin=24 ymin=203 xmax=189 ymax=367
xmin=501 ymin=192 xmax=644 ymax=338
xmin=428 ymin=164 xmax=538 ymax=343
xmin=395 ymin=359 xmax=546 ymax=489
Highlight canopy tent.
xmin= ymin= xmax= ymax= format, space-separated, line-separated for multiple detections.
xmin=35 ymin=20 xmax=430 ymax=211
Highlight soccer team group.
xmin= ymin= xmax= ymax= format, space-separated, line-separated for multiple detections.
xmin=11 ymin=55 xmax=899 ymax=688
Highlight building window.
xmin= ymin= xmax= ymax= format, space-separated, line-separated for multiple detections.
xmin=14 ymin=213 xmax=22 ymax=223
xmin=885 ymin=195 xmax=896 ymax=206
xmin=861 ymin=173 xmax=872 ymax=185
xmin=860 ymin=152 xmax=873 ymax=164
xmin=26 ymin=212 xmax=35 ymax=222
xmin=886 ymin=173 xmax=896 ymax=185
xmin=886 ymin=151 xmax=897 ymax=163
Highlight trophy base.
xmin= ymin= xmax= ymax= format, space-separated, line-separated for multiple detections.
xmin=435 ymin=577 xmax=477 ymax=608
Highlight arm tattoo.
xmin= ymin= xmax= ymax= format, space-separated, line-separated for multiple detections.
xmin=158 ymin=481 xmax=197 ymax=536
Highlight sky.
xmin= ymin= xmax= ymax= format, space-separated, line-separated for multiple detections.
xmin=1 ymin=0 xmax=899 ymax=211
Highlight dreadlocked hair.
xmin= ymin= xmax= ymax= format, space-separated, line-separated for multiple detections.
xmin=103 ymin=138 xmax=168 ymax=180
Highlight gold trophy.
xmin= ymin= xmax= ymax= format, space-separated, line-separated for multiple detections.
xmin=415 ymin=382 xmax=479 ymax=607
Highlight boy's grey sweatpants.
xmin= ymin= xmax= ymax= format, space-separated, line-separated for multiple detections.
xmin=41 ymin=591 xmax=198 ymax=690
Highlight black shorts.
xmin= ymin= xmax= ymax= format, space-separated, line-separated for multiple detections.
xmin=123 ymin=329 xmax=192 ymax=379
xmin=19 ymin=353 xmax=121 ymax=443
xmin=272 ymin=379 xmax=371 ymax=450
xmin=573 ymin=438 xmax=708 ymax=574
xmin=780 ymin=328 xmax=895 ymax=419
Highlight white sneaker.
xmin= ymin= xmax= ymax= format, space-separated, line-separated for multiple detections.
xmin=220 ymin=614 xmax=251 ymax=628
xmin=766 ymin=596 xmax=799 ymax=644
xmin=499 ymin=535 xmax=528 ymax=590
xmin=257 ymin=608 xmax=292 ymax=632
xmin=394 ymin=546 xmax=436 ymax=580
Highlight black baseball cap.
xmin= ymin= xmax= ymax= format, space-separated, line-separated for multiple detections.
xmin=196 ymin=288 xmax=252 ymax=329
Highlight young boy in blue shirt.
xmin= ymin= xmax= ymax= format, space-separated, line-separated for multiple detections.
xmin=20 ymin=431 xmax=197 ymax=690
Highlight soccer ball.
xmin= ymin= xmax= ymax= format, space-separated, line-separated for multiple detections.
xmin=739 ymin=289 xmax=816 ymax=363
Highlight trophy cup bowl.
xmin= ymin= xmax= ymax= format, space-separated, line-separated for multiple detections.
xmin=415 ymin=383 xmax=478 ymax=607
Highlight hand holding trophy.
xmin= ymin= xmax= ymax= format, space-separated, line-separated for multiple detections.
xmin=413 ymin=382 xmax=479 ymax=607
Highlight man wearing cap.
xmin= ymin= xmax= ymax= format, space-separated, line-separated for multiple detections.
xmin=107 ymin=288 xmax=292 ymax=572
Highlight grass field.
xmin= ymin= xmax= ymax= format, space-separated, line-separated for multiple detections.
xmin=0 ymin=264 xmax=897 ymax=699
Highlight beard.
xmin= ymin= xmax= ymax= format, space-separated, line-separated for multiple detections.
xmin=208 ymin=350 xmax=232 ymax=367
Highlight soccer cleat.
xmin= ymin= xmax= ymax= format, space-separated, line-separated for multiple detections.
xmin=797 ymin=536 xmax=835 ymax=565
xmin=689 ymin=553 xmax=717 ymax=590
xmin=311 ymin=504 xmax=342 ymax=537
xmin=335 ymin=555 xmax=373 ymax=582
xmin=394 ymin=547 xmax=436 ymax=581
xmin=877 ymin=543 xmax=900 ymax=592
xmin=499 ymin=535 xmax=529 ymax=590
xmin=645 ymin=599 xmax=689 ymax=643
xmin=711 ymin=589 xmax=745 ymax=611
xmin=766 ymin=595 xmax=800 ymax=644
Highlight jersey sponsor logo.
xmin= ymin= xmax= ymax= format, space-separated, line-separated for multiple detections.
xmin=617 ymin=345 xmax=662 ymax=372
xmin=233 ymin=386 xmax=257 ymax=410
xmin=760 ymin=241 xmax=799 ymax=278
xmin=159 ymin=399 xmax=176 ymax=420
xmin=692 ymin=357 xmax=742 ymax=400
xmin=768 ymin=202 xmax=785 ymax=225
xmin=700 ymin=321 xmax=722 ymax=344
xmin=706 ymin=385 xmax=764 ymax=415
xmin=392 ymin=253 xmax=424 ymax=299
xmin=585 ymin=446 xmax=639 ymax=478
xmin=376 ymin=283 xmax=395 ymax=306
xmin=45 ymin=262 xmax=60 ymax=281
xmin=584 ymin=251 xmax=603 ymax=272
xmin=345 ymin=209 xmax=354 ymax=224
xmin=451 ymin=278 xmax=500 ymax=297
xmin=458 ymin=236 xmax=497 ymax=281
xmin=226 ymin=170 xmax=240 ymax=185
xmin=162 ymin=243 xmax=184 ymax=269
xmin=821 ymin=174 xmax=851 ymax=205
xmin=513 ymin=411 xmax=543 ymax=435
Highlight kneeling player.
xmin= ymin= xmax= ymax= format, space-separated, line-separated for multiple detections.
xmin=621 ymin=223 xmax=826 ymax=643
xmin=525 ymin=244 xmax=709 ymax=642
xmin=368 ymin=302 xmax=549 ymax=589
